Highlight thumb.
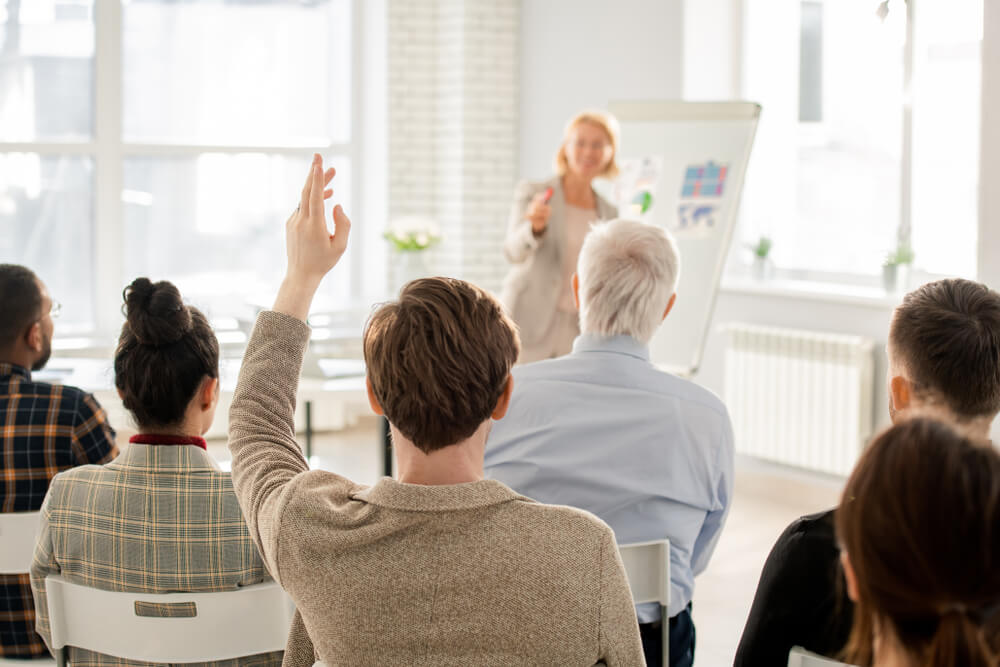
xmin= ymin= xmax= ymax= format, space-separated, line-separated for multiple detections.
xmin=331 ymin=204 xmax=352 ymax=250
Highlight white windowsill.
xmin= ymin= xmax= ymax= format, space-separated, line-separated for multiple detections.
xmin=720 ymin=276 xmax=902 ymax=309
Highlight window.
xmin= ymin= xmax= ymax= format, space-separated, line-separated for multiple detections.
xmin=740 ymin=0 xmax=982 ymax=281
xmin=798 ymin=2 xmax=823 ymax=123
xmin=0 ymin=0 xmax=364 ymax=335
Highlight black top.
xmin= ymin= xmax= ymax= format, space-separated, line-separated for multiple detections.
xmin=734 ymin=509 xmax=854 ymax=666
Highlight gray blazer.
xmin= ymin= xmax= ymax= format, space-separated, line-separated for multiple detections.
xmin=500 ymin=176 xmax=618 ymax=347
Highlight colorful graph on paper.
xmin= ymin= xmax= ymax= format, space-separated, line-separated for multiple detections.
xmin=680 ymin=161 xmax=728 ymax=198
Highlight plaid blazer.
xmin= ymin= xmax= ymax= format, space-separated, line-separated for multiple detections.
xmin=1 ymin=362 xmax=118 ymax=658
xmin=29 ymin=443 xmax=283 ymax=667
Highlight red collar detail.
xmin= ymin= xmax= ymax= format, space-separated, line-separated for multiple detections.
xmin=129 ymin=434 xmax=208 ymax=451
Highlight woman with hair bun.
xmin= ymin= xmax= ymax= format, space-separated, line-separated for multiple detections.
xmin=836 ymin=417 xmax=1000 ymax=667
xmin=29 ymin=278 xmax=281 ymax=667
xmin=501 ymin=110 xmax=620 ymax=362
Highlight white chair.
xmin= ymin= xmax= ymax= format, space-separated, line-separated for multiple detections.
xmin=788 ymin=645 xmax=857 ymax=667
xmin=0 ymin=511 xmax=41 ymax=574
xmin=45 ymin=575 xmax=294 ymax=666
xmin=618 ymin=540 xmax=670 ymax=667
xmin=0 ymin=512 xmax=56 ymax=665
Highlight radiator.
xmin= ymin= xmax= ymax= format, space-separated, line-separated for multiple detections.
xmin=723 ymin=324 xmax=875 ymax=476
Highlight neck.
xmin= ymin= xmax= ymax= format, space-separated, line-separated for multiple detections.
xmin=905 ymin=404 xmax=994 ymax=440
xmin=873 ymin=622 xmax=915 ymax=667
xmin=1 ymin=349 xmax=35 ymax=371
xmin=393 ymin=422 xmax=488 ymax=485
xmin=562 ymin=172 xmax=594 ymax=198
xmin=138 ymin=415 xmax=205 ymax=440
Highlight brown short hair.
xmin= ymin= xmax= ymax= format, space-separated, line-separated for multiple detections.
xmin=890 ymin=279 xmax=1000 ymax=419
xmin=363 ymin=277 xmax=520 ymax=453
xmin=836 ymin=418 xmax=1000 ymax=666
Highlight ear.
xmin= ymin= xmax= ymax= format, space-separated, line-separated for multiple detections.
xmin=841 ymin=550 xmax=860 ymax=602
xmin=200 ymin=377 xmax=219 ymax=411
xmin=889 ymin=374 xmax=912 ymax=416
xmin=662 ymin=293 xmax=677 ymax=321
xmin=491 ymin=374 xmax=514 ymax=420
xmin=366 ymin=376 xmax=385 ymax=416
xmin=572 ymin=273 xmax=581 ymax=311
xmin=25 ymin=321 xmax=43 ymax=353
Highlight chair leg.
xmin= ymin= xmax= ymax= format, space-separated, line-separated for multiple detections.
xmin=56 ymin=647 xmax=67 ymax=667
xmin=661 ymin=604 xmax=669 ymax=667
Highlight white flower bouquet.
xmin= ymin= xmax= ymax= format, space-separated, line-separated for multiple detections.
xmin=383 ymin=216 xmax=442 ymax=252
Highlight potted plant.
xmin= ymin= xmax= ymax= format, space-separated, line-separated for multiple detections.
xmin=384 ymin=216 xmax=441 ymax=292
xmin=749 ymin=236 xmax=773 ymax=280
xmin=882 ymin=243 xmax=915 ymax=293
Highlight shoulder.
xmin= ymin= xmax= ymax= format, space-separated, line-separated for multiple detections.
xmin=279 ymin=469 xmax=373 ymax=526
xmin=508 ymin=496 xmax=614 ymax=541
xmin=46 ymin=464 xmax=112 ymax=501
xmin=594 ymin=188 xmax=618 ymax=216
xmin=52 ymin=383 xmax=104 ymax=417
xmin=765 ymin=509 xmax=839 ymax=573
xmin=659 ymin=373 xmax=732 ymax=423
xmin=513 ymin=177 xmax=556 ymax=199
xmin=510 ymin=355 xmax=570 ymax=382
xmin=784 ymin=509 xmax=838 ymax=545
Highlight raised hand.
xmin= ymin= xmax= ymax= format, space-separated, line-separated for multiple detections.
xmin=527 ymin=191 xmax=552 ymax=235
xmin=273 ymin=154 xmax=353 ymax=321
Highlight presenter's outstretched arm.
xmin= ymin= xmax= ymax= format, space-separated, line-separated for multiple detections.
xmin=228 ymin=154 xmax=351 ymax=581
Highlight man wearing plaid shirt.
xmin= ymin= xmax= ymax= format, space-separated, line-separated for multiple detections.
xmin=0 ymin=265 xmax=118 ymax=658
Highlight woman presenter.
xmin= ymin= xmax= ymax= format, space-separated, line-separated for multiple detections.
xmin=501 ymin=110 xmax=620 ymax=363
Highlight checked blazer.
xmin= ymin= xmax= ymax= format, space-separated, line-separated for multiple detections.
xmin=1 ymin=362 xmax=118 ymax=658
xmin=29 ymin=442 xmax=283 ymax=667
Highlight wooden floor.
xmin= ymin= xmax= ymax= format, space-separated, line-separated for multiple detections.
xmin=202 ymin=417 xmax=847 ymax=666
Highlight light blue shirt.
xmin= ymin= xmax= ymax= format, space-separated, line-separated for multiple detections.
xmin=484 ymin=334 xmax=734 ymax=622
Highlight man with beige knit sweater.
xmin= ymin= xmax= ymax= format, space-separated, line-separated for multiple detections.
xmin=228 ymin=155 xmax=645 ymax=666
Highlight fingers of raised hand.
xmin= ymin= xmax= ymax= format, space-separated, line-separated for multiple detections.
xmin=323 ymin=167 xmax=336 ymax=200
xmin=309 ymin=157 xmax=325 ymax=214
xmin=299 ymin=156 xmax=319 ymax=215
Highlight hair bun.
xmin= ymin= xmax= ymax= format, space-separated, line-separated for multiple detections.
xmin=123 ymin=278 xmax=192 ymax=346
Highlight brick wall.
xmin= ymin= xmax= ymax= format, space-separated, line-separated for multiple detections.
xmin=386 ymin=0 xmax=519 ymax=296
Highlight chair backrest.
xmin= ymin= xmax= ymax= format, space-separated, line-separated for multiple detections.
xmin=788 ymin=646 xmax=857 ymax=667
xmin=0 ymin=512 xmax=41 ymax=574
xmin=45 ymin=575 xmax=294 ymax=664
xmin=617 ymin=539 xmax=671 ymax=607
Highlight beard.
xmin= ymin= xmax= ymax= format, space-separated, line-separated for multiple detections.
xmin=31 ymin=336 xmax=52 ymax=371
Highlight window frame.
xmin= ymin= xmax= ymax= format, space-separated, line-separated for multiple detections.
xmin=0 ymin=0 xmax=364 ymax=336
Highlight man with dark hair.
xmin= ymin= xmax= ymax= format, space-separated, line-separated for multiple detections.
xmin=227 ymin=157 xmax=644 ymax=665
xmin=735 ymin=278 xmax=1000 ymax=666
xmin=0 ymin=264 xmax=118 ymax=659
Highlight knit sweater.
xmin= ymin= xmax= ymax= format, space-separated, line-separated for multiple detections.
xmin=228 ymin=310 xmax=645 ymax=666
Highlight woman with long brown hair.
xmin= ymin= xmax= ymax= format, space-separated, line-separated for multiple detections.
xmin=836 ymin=417 xmax=1000 ymax=667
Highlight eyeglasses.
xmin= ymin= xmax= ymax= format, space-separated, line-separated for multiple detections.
xmin=48 ymin=300 xmax=61 ymax=319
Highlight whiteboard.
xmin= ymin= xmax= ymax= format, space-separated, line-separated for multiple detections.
xmin=606 ymin=101 xmax=760 ymax=377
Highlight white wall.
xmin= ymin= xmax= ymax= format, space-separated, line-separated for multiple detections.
xmin=387 ymin=0 xmax=519 ymax=294
xmin=682 ymin=0 xmax=741 ymax=100
xmin=518 ymin=0 xmax=684 ymax=179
